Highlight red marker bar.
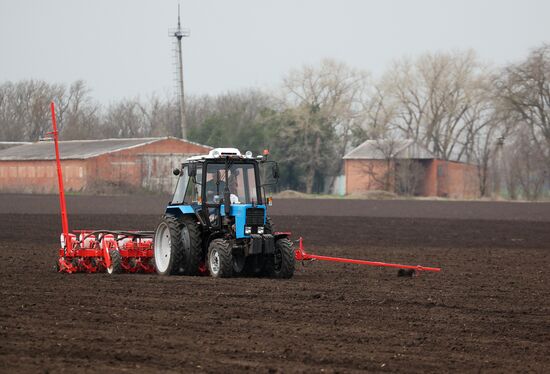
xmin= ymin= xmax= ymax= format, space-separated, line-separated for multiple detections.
xmin=48 ymin=101 xmax=72 ymax=255
xmin=294 ymin=237 xmax=441 ymax=273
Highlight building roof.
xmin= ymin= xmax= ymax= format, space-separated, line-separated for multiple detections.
xmin=0 ymin=142 xmax=31 ymax=151
xmin=344 ymin=139 xmax=435 ymax=160
xmin=0 ymin=137 xmax=212 ymax=161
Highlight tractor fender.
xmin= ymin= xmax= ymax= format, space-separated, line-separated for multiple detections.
xmin=165 ymin=205 xmax=194 ymax=216
xmin=273 ymin=231 xmax=292 ymax=241
xmin=204 ymin=232 xmax=226 ymax=253
xmin=165 ymin=206 xmax=204 ymax=226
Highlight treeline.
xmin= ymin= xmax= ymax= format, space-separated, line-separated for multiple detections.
xmin=0 ymin=44 xmax=549 ymax=199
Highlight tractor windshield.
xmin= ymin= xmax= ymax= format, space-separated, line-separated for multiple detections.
xmin=205 ymin=163 xmax=258 ymax=204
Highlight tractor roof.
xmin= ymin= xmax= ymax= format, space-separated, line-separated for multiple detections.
xmin=186 ymin=148 xmax=260 ymax=162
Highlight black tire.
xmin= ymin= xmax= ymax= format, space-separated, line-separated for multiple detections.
xmin=265 ymin=216 xmax=274 ymax=233
xmin=266 ymin=238 xmax=295 ymax=279
xmin=107 ymin=249 xmax=123 ymax=274
xmin=207 ymin=239 xmax=233 ymax=278
xmin=154 ymin=215 xmax=202 ymax=276
xmin=232 ymin=254 xmax=246 ymax=274
xmin=397 ymin=269 xmax=416 ymax=277
xmin=53 ymin=249 xmax=61 ymax=272
xmin=179 ymin=215 xmax=202 ymax=275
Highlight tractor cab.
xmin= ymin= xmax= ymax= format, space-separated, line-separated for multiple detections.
xmin=169 ymin=148 xmax=266 ymax=237
xmin=154 ymin=148 xmax=294 ymax=278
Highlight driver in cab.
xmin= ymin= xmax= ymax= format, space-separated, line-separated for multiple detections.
xmin=205 ymin=169 xmax=240 ymax=204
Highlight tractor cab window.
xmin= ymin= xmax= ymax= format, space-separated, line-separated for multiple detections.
xmin=184 ymin=165 xmax=202 ymax=203
xmin=205 ymin=163 xmax=258 ymax=204
xmin=172 ymin=164 xmax=202 ymax=205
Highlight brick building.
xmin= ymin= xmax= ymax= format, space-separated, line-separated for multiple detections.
xmin=344 ymin=139 xmax=479 ymax=198
xmin=0 ymin=137 xmax=211 ymax=194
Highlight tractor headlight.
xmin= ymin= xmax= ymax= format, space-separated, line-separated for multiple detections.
xmin=257 ymin=226 xmax=264 ymax=234
xmin=60 ymin=233 xmax=66 ymax=249
xmin=244 ymin=226 xmax=252 ymax=235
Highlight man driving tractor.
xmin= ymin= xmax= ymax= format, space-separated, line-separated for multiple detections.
xmin=205 ymin=166 xmax=242 ymax=204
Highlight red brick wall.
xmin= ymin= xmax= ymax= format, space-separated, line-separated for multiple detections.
xmin=432 ymin=160 xmax=479 ymax=198
xmin=0 ymin=160 xmax=87 ymax=193
xmin=423 ymin=160 xmax=437 ymax=196
xmin=345 ymin=159 xmax=394 ymax=194
xmin=346 ymin=158 xmax=480 ymax=199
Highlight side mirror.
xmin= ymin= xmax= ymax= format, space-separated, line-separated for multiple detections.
xmin=188 ymin=163 xmax=197 ymax=177
xmin=272 ymin=163 xmax=280 ymax=179
xmin=173 ymin=168 xmax=181 ymax=176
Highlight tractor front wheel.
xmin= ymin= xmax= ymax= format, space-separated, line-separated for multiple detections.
xmin=266 ymin=238 xmax=295 ymax=279
xmin=207 ymin=239 xmax=233 ymax=278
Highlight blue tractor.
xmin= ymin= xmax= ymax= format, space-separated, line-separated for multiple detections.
xmin=153 ymin=148 xmax=295 ymax=278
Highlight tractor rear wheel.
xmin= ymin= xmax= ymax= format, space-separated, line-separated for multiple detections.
xmin=266 ymin=238 xmax=295 ymax=279
xmin=106 ymin=249 xmax=123 ymax=274
xmin=207 ymin=239 xmax=233 ymax=278
xmin=179 ymin=215 xmax=202 ymax=275
xmin=154 ymin=215 xmax=202 ymax=276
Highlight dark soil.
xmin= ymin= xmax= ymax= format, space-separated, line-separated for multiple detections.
xmin=2 ymin=194 xmax=550 ymax=221
xmin=0 ymin=196 xmax=549 ymax=373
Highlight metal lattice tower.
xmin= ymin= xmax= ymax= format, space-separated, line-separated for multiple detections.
xmin=170 ymin=4 xmax=190 ymax=139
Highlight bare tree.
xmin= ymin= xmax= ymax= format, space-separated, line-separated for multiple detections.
xmin=502 ymin=128 xmax=547 ymax=200
xmin=384 ymin=50 xmax=491 ymax=161
xmin=0 ymin=82 xmax=22 ymax=140
xmin=464 ymin=86 xmax=514 ymax=197
xmin=359 ymin=137 xmax=403 ymax=192
xmin=281 ymin=59 xmax=370 ymax=193
xmin=58 ymin=80 xmax=100 ymax=139
xmin=497 ymin=44 xmax=550 ymax=197
xmin=395 ymin=159 xmax=426 ymax=196
xmin=0 ymin=80 xmax=66 ymax=141
xmin=471 ymin=120 xmax=503 ymax=197
xmin=102 ymin=98 xmax=150 ymax=138
xmin=362 ymin=161 xmax=392 ymax=191
xmin=185 ymin=94 xmax=215 ymax=134
xmin=358 ymin=84 xmax=398 ymax=141
xmin=362 ymin=137 xmax=428 ymax=195
xmin=138 ymin=94 xmax=180 ymax=138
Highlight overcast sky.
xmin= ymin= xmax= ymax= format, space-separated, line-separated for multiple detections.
xmin=0 ymin=0 xmax=549 ymax=104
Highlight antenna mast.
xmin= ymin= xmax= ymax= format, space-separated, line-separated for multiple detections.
xmin=170 ymin=4 xmax=190 ymax=139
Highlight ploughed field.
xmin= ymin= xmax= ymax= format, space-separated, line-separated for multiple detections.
xmin=1 ymin=195 xmax=549 ymax=373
